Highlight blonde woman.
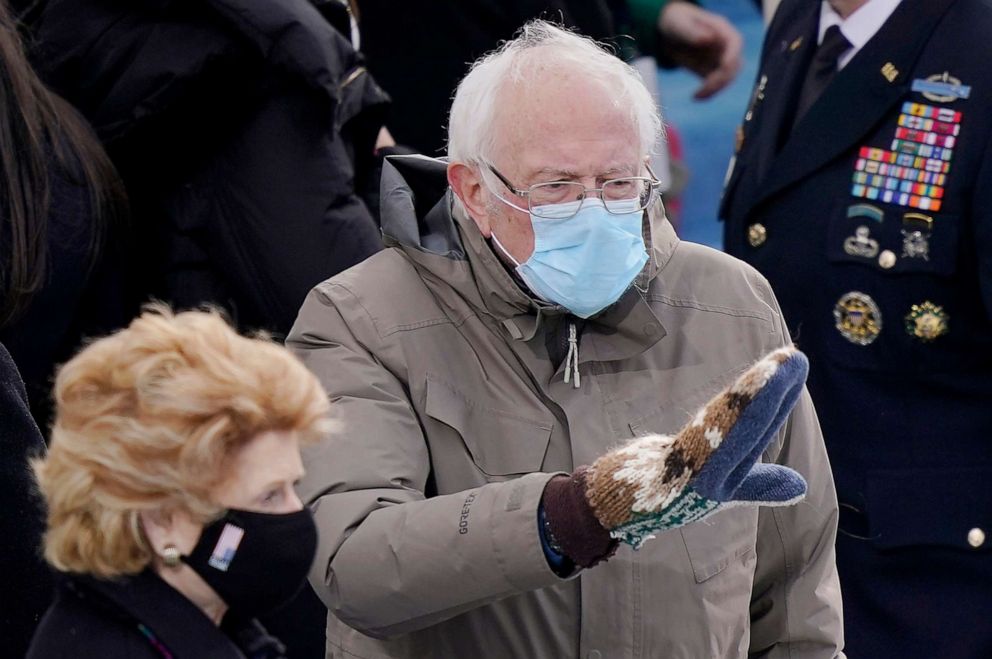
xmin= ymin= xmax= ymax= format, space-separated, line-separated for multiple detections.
xmin=27 ymin=306 xmax=330 ymax=659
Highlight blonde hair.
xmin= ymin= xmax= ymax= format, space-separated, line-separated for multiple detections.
xmin=33 ymin=305 xmax=331 ymax=578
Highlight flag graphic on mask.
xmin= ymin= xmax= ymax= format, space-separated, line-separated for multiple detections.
xmin=207 ymin=523 xmax=245 ymax=571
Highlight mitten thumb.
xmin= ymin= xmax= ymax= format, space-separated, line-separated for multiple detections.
xmin=730 ymin=463 xmax=807 ymax=505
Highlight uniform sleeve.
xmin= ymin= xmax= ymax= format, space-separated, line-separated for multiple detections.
xmin=748 ymin=286 xmax=846 ymax=658
xmin=972 ymin=126 xmax=992 ymax=321
xmin=286 ymin=282 xmax=562 ymax=639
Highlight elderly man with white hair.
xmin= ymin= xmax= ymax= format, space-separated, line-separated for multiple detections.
xmin=289 ymin=21 xmax=845 ymax=659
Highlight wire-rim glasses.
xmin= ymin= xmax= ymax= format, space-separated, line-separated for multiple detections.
xmin=485 ymin=163 xmax=661 ymax=220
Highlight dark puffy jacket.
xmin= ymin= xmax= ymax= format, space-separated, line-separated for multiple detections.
xmin=34 ymin=0 xmax=390 ymax=334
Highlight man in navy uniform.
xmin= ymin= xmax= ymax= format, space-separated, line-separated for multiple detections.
xmin=720 ymin=1 xmax=992 ymax=657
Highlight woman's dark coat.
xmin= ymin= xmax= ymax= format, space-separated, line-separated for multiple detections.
xmin=0 ymin=343 xmax=52 ymax=658
xmin=27 ymin=570 xmax=286 ymax=659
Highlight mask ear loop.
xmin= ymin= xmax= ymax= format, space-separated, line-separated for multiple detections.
xmin=490 ymin=232 xmax=522 ymax=267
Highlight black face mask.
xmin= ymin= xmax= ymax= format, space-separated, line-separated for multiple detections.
xmin=182 ymin=508 xmax=317 ymax=621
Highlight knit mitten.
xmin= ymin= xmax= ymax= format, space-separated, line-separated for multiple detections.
xmin=542 ymin=346 xmax=809 ymax=563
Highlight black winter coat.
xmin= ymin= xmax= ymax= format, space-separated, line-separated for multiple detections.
xmin=27 ymin=570 xmax=286 ymax=659
xmin=0 ymin=343 xmax=52 ymax=659
xmin=356 ymin=0 xmax=616 ymax=156
xmin=34 ymin=0 xmax=391 ymax=335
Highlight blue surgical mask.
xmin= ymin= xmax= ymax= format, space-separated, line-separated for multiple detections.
xmin=493 ymin=198 xmax=649 ymax=318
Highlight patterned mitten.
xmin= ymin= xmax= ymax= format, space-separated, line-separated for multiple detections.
xmin=542 ymin=346 xmax=809 ymax=564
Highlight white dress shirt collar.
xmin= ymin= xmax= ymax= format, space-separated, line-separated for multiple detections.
xmin=819 ymin=0 xmax=902 ymax=68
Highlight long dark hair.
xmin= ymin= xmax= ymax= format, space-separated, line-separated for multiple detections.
xmin=0 ymin=1 xmax=126 ymax=325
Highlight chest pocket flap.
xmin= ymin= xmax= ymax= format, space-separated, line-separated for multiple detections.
xmin=425 ymin=374 xmax=554 ymax=477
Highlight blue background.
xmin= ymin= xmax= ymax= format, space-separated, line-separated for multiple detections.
xmin=657 ymin=0 xmax=767 ymax=248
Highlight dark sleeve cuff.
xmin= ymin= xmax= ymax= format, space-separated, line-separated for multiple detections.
xmin=538 ymin=504 xmax=576 ymax=577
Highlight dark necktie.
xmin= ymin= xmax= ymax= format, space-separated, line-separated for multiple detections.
xmin=793 ymin=25 xmax=852 ymax=127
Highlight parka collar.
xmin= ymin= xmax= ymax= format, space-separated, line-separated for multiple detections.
xmin=381 ymin=155 xmax=679 ymax=360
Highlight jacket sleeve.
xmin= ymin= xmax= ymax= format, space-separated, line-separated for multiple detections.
xmin=286 ymin=282 xmax=564 ymax=639
xmin=748 ymin=288 xmax=846 ymax=658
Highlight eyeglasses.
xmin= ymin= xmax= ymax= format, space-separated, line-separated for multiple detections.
xmin=485 ymin=163 xmax=662 ymax=220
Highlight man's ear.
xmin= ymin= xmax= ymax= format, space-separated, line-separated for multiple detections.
xmin=447 ymin=162 xmax=492 ymax=237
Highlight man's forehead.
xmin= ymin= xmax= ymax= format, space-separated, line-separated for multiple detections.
xmin=487 ymin=70 xmax=643 ymax=180
xmin=523 ymin=162 xmax=639 ymax=180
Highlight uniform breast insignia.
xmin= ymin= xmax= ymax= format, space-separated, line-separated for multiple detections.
xmin=901 ymin=212 xmax=933 ymax=261
xmin=834 ymin=292 xmax=882 ymax=345
xmin=744 ymin=74 xmax=767 ymax=124
xmin=904 ymin=301 xmax=948 ymax=341
xmin=881 ymin=62 xmax=899 ymax=83
xmin=729 ymin=74 xmax=767 ymax=175
xmin=843 ymin=226 xmax=880 ymax=258
xmin=850 ymin=102 xmax=961 ymax=212
xmin=912 ymin=72 xmax=971 ymax=103
xmin=847 ymin=203 xmax=884 ymax=223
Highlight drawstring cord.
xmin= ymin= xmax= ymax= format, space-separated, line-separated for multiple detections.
xmin=563 ymin=322 xmax=580 ymax=389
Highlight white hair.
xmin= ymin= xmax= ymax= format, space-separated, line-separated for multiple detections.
xmin=447 ymin=20 xmax=662 ymax=166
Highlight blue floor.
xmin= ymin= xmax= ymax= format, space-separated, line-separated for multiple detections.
xmin=657 ymin=0 xmax=766 ymax=249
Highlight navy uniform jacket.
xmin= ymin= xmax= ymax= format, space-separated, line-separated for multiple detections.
xmin=720 ymin=1 xmax=992 ymax=657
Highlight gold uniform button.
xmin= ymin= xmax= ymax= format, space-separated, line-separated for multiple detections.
xmin=878 ymin=250 xmax=897 ymax=269
xmin=748 ymin=223 xmax=767 ymax=247
xmin=968 ymin=527 xmax=986 ymax=548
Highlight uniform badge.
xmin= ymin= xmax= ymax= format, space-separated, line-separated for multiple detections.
xmin=834 ymin=292 xmax=882 ymax=345
xmin=901 ymin=230 xmax=930 ymax=260
xmin=847 ymin=203 xmax=884 ymax=223
xmin=901 ymin=212 xmax=933 ymax=261
xmin=912 ymin=72 xmax=971 ymax=103
xmin=904 ymin=301 xmax=948 ymax=341
xmin=881 ymin=62 xmax=899 ymax=83
xmin=843 ymin=225 xmax=880 ymax=258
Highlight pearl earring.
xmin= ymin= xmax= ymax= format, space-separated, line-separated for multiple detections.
xmin=162 ymin=545 xmax=182 ymax=568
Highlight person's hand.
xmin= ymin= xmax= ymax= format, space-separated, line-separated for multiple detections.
xmin=541 ymin=346 xmax=809 ymax=567
xmin=374 ymin=126 xmax=396 ymax=154
xmin=657 ymin=1 xmax=743 ymax=99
